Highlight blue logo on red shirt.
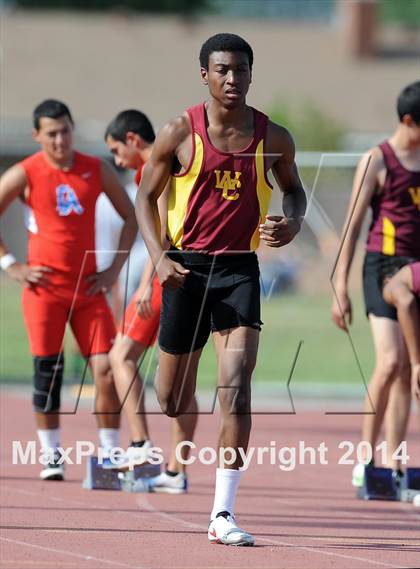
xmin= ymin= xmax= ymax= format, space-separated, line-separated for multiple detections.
xmin=56 ymin=185 xmax=84 ymax=216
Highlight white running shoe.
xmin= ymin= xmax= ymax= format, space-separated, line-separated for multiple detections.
xmin=102 ymin=440 xmax=153 ymax=471
xmin=148 ymin=471 xmax=188 ymax=494
xmin=352 ymin=463 xmax=365 ymax=487
xmin=40 ymin=452 xmax=64 ymax=481
xmin=208 ymin=511 xmax=254 ymax=546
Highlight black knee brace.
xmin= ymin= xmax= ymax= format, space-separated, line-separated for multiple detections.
xmin=33 ymin=354 xmax=64 ymax=413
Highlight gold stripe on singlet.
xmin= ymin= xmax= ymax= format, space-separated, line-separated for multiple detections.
xmin=167 ymin=133 xmax=204 ymax=250
xmin=382 ymin=216 xmax=396 ymax=256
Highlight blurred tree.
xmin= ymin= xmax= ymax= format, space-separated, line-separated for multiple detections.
xmin=267 ymin=100 xmax=344 ymax=151
xmin=379 ymin=0 xmax=420 ymax=29
xmin=16 ymin=0 xmax=210 ymax=13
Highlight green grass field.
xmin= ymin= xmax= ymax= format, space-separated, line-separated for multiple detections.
xmin=0 ymin=276 xmax=374 ymax=388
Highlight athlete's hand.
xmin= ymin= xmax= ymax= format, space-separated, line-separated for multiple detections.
xmin=157 ymin=257 xmax=190 ymax=290
xmin=134 ymin=282 xmax=154 ymax=319
xmin=259 ymin=215 xmax=302 ymax=248
xmin=6 ymin=262 xmax=51 ymax=287
xmin=86 ymin=267 xmax=119 ymax=295
xmin=332 ymin=289 xmax=353 ymax=331
xmin=411 ymin=364 xmax=420 ymax=400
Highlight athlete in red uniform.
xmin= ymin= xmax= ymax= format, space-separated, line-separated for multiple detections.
xmin=0 ymin=100 xmax=137 ymax=480
xmin=104 ymin=110 xmax=197 ymax=491
xmin=331 ymin=81 xmax=420 ymax=486
xmin=137 ymin=34 xmax=306 ymax=545
xmin=384 ymin=263 xmax=420 ymax=401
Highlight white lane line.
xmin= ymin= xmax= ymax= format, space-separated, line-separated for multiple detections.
xmin=137 ymin=494 xmax=408 ymax=569
xmin=0 ymin=537 xmax=141 ymax=569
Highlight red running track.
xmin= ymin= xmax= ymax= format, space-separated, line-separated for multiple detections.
xmin=1 ymin=388 xmax=419 ymax=569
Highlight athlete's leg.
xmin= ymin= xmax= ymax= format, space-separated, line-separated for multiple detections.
xmin=22 ymin=287 xmax=67 ymax=431
xmin=213 ymin=326 xmax=258 ymax=467
xmin=384 ymin=335 xmax=411 ymax=469
xmin=88 ymin=353 xmax=120 ymax=428
xmin=109 ymin=334 xmax=149 ymax=442
xmin=71 ymin=294 xmax=120 ymax=431
xmin=207 ymin=325 xmax=258 ymax=546
xmin=155 ymin=348 xmax=202 ymax=417
xmin=166 ymin=395 xmax=198 ymax=472
xmin=361 ymin=315 xmax=407 ymax=463
xmin=22 ymin=287 xmax=67 ymax=479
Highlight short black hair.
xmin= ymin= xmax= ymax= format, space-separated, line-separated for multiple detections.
xmin=397 ymin=81 xmax=420 ymax=124
xmin=33 ymin=99 xmax=74 ymax=130
xmin=199 ymin=33 xmax=253 ymax=70
xmin=105 ymin=110 xmax=155 ymax=144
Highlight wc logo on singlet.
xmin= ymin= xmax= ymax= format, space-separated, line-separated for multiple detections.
xmin=56 ymin=184 xmax=84 ymax=216
xmin=214 ymin=170 xmax=242 ymax=201
xmin=408 ymin=187 xmax=420 ymax=210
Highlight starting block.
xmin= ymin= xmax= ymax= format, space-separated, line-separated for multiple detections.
xmin=83 ymin=456 xmax=160 ymax=490
xmin=357 ymin=466 xmax=400 ymax=501
xmin=119 ymin=470 xmax=155 ymax=493
xmin=400 ymin=468 xmax=420 ymax=503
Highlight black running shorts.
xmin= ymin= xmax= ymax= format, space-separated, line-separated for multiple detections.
xmin=159 ymin=250 xmax=262 ymax=355
xmin=362 ymin=251 xmax=419 ymax=320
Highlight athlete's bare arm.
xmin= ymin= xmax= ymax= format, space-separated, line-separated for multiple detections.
xmin=383 ymin=266 xmax=420 ymax=399
xmin=0 ymin=164 xmax=51 ymax=286
xmin=136 ymin=116 xmax=190 ymax=290
xmin=135 ymin=184 xmax=170 ymax=318
xmin=331 ymin=148 xmax=383 ymax=330
xmin=259 ymin=123 xmax=306 ymax=248
xmin=86 ymin=160 xmax=137 ymax=295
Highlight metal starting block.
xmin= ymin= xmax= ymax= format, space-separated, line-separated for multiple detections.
xmin=357 ymin=466 xmax=400 ymax=501
xmin=83 ymin=456 xmax=160 ymax=490
xmin=119 ymin=470 xmax=156 ymax=493
xmin=400 ymin=468 xmax=420 ymax=503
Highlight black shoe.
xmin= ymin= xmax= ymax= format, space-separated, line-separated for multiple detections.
xmin=40 ymin=452 xmax=64 ymax=481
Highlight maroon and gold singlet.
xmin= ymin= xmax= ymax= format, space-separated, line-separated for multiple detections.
xmin=167 ymin=103 xmax=273 ymax=254
xmin=366 ymin=141 xmax=420 ymax=257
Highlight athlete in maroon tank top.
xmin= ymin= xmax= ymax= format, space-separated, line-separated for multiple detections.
xmin=332 ymin=81 xmax=420 ymax=488
xmin=137 ymin=33 xmax=306 ymax=546
xmin=367 ymin=140 xmax=420 ymax=258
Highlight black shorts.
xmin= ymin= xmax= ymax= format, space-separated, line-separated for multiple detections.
xmin=159 ymin=250 xmax=262 ymax=355
xmin=362 ymin=252 xmax=419 ymax=320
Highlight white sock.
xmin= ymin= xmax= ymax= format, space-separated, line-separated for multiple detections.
xmin=210 ymin=468 xmax=242 ymax=520
xmin=98 ymin=428 xmax=120 ymax=453
xmin=37 ymin=428 xmax=60 ymax=454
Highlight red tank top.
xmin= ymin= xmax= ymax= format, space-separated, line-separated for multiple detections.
xmin=20 ymin=150 xmax=102 ymax=280
xmin=166 ymin=103 xmax=273 ymax=253
xmin=366 ymin=141 xmax=420 ymax=257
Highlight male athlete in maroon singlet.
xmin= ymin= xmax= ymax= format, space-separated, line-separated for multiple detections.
xmin=0 ymin=100 xmax=137 ymax=480
xmin=384 ymin=262 xmax=420 ymax=402
xmin=137 ymin=34 xmax=306 ymax=546
xmin=332 ymin=81 xmax=420 ymax=486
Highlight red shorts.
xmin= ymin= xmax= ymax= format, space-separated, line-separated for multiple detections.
xmin=119 ymin=275 xmax=161 ymax=347
xmin=22 ymin=283 xmax=116 ymax=357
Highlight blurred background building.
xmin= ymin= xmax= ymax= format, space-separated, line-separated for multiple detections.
xmin=0 ymin=0 xmax=419 ymax=382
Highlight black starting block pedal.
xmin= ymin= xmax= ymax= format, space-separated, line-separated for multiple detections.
xmin=83 ymin=457 xmax=160 ymax=490
xmin=357 ymin=466 xmax=400 ymax=501
xmin=400 ymin=467 xmax=420 ymax=502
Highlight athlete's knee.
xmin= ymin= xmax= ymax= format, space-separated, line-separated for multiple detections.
xmin=90 ymin=353 xmax=112 ymax=382
xmin=393 ymin=367 xmax=411 ymax=390
xmin=33 ymin=354 xmax=64 ymax=413
xmin=374 ymin=353 xmax=400 ymax=385
xmin=219 ymin=384 xmax=251 ymax=415
xmin=158 ymin=391 xmax=192 ymax=418
xmin=108 ymin=344 xmax=123 ymax=370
